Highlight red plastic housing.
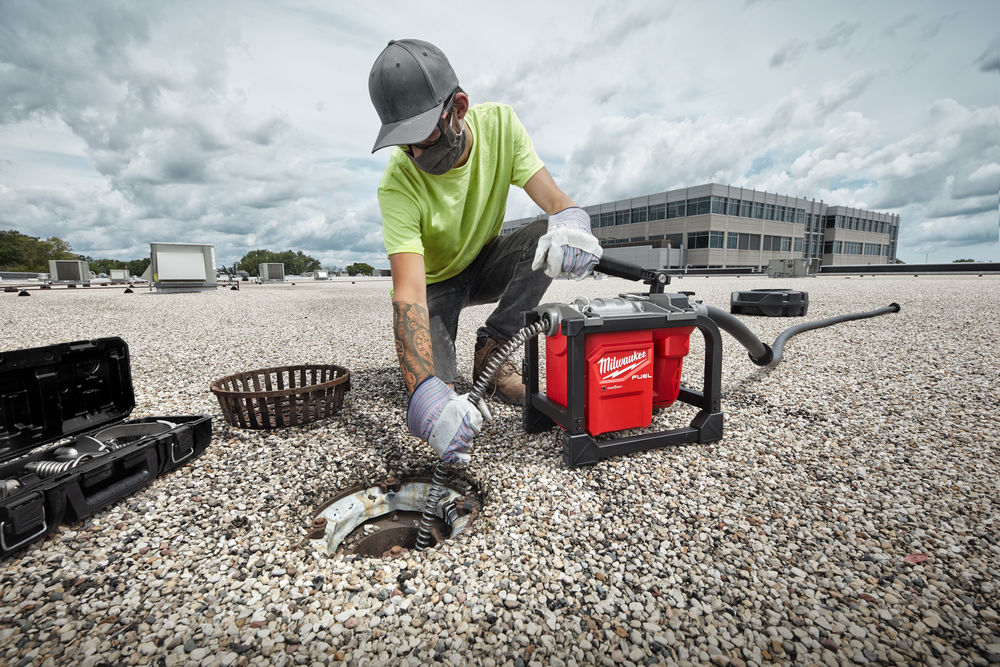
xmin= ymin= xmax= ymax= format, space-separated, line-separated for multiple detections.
xmin=545 ymin=326 xmax=694 ymax=436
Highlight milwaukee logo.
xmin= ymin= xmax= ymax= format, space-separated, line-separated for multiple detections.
xmin=598 ymin=350 xmax=648 ymax=380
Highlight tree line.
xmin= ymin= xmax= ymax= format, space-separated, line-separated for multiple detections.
xmin=1 ymin=229 xmax=375 ymax=277
xmin=1 ymin=230 xmax=152 ymax=276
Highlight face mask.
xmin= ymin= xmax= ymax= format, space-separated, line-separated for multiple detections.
xmin=409 ymin=115 xmax=466 ymax=175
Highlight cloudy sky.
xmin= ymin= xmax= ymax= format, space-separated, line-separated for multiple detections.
xmin=1 ymin=0 xmax=998 ymax=268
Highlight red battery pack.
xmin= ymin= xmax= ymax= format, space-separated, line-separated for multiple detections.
xmin=652 ymin=326 xmax=694 ymax=408
xmin=545 ymin=326 xmax=693 ymax=436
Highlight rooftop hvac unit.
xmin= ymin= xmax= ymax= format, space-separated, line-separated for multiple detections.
xmin=314 ymin=270 xmax=329 ymax=280
xmin=767 ymin=258 xmax=816 ymax=278
xmin=109 ymin=269 xmax=129 ymax=284
xmin=48 ymin=260 xmax=91 ymax=283
xmin=259 ymin=263 xmax=285 ymax=282
xmin=145 ymin=243 xmax=217 ymax=293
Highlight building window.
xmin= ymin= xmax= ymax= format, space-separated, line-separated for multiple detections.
xmin=631 ymin=206 xmax=648 ymax=223
xmin=648 ymin=203 xmax=665 ymax=220
xmin=688 ymin=231 xmax=724 ymax=249
xmin=727 ymin=232 xmax=761 ymax=250
xmin=711 ymin=196 xmax=727 ymax=214
xmin=727 ymin=198 xmax=740 ymax=215
xmin=775 ymin=206 xmax=786 ymax=222
xmin=794 ymin=237 xmax=803 ymax=252
xmin=762 ymin=235 xmax=793 ymax=251
xmin=615 ymin=210 xmax=630 ymax=226
xmin=795 ymin=209 xmax=805 ymax=224
xmin=688 ymin=231 xmax=710 ymax=249
xmin=740 ymin=200 xmax=752 ymax=217
xmin=601 ymin=212 xmax=614 ymax=228
xmin=666 ymin=201 xmax=686 ymax=218
xmin=688 ymin=197 xmax=710 ymax=215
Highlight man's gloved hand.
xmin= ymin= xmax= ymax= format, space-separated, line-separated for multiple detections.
xmin=407 ymin=376 xmax=492 ymax=464
xmin=532 ymin=206 xmax=603 ymax=280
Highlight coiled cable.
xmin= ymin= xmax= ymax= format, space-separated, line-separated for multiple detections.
xmin=26 ymin=455 xmax=94 ymax=477
xmin=415 ymin=318 xmax=549 ymax=551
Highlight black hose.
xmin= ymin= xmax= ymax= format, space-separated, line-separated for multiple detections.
xmin=703 ymin=306 xmax=773 ymax=365
xmin=705 ymin=303 xmax=901 ymax=368
xmin=766 ymin=302 xmax=900 ymax=367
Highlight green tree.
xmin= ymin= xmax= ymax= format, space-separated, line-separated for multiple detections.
xmin=87 ymin=258 xmax=129 ymax=275
xmin=237 ymin=248 xmax=322 ymax=276
xmin=345 ymin=262 xmax=374 ymax=276
xmin=237 ymin=249 xmax=277 ymax=276
xmin=952 ymin=258 xmax=975 ymax=263
xmin=125 ymin=257 xmax=151 ymax=277
xmin=0 ymin=230 xmax=76 ymax=272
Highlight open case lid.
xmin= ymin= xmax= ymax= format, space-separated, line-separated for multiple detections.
xmin=0 ymin=337 xmax=135 ymax=461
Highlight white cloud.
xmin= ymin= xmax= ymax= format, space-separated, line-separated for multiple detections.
xmin=1 ymin=0 xmax=998 ymax=266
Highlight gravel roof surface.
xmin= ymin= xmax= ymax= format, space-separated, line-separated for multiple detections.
xmin=1 ymin=274 xmax=998 ymax=666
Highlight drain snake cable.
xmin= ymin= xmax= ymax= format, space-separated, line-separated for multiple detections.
xmin=415 ymin=318 xmax=550 ymax=551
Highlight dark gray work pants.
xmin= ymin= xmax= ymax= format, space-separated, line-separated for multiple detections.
xmin=426 ymin=219 xmax=550 ymax=385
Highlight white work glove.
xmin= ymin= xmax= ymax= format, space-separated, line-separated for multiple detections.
xmin=531 ymin=206 xmax=603 ymax=280
xmin=406 ymin=376 xmax=492 ymax=464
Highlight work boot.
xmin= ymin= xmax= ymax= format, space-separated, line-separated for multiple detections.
xmin=473 ymin=336 xmax=525 ymax=405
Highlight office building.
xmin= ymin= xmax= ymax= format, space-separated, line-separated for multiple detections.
xmin=502 ymin=183 xmax=899 ymax=269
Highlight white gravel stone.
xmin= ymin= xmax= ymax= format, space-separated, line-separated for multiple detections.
xmin=0 ymin=276 xmax=997 ymax=665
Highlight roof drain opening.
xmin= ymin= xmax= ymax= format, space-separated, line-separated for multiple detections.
xmin=306 ymin=476 xmax=479 ymax=559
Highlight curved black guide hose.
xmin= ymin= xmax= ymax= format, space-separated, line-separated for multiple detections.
xmin=704 ymin=303 xmax=901 ymax=367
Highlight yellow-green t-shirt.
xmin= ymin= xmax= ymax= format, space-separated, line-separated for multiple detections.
xmin=378 ymin=103 xmax=544 ymax=284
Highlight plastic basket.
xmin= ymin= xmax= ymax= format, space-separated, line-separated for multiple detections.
xmin=210 ymin=364 xmax=350 ymax=429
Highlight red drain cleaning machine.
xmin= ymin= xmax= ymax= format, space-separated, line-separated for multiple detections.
xmin=520 ymin=258 xmax=900 ymax=467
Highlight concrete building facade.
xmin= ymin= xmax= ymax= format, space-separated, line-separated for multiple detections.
xmin=502 ymin=183 xmax=899 ymax=269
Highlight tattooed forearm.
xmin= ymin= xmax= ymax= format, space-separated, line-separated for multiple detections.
xmin=392 ymin=301 xmax=435 ymax=394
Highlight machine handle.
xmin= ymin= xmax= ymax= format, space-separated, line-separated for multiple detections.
xmin=595 ymin=257 xmax=671 ymax=291
xmin=595 ymin=256 xmax=649 ymax=282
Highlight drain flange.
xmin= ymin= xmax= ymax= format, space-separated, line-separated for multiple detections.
xmin=307 ymin=476 xmax=478 ymax=558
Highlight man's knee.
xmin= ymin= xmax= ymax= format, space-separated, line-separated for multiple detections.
xmin=510 ymin=219 xmax=549 ymax=260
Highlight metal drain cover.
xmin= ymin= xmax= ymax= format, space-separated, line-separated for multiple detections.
xmin=307 ymin=476 xmax=478 ymax=558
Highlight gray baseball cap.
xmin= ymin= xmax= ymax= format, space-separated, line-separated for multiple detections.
xmin=369 ymin=39 xmax=459 ymax=153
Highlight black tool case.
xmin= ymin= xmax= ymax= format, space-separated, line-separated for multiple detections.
xmin=0 ymin=337 xmax=211 ymax=558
